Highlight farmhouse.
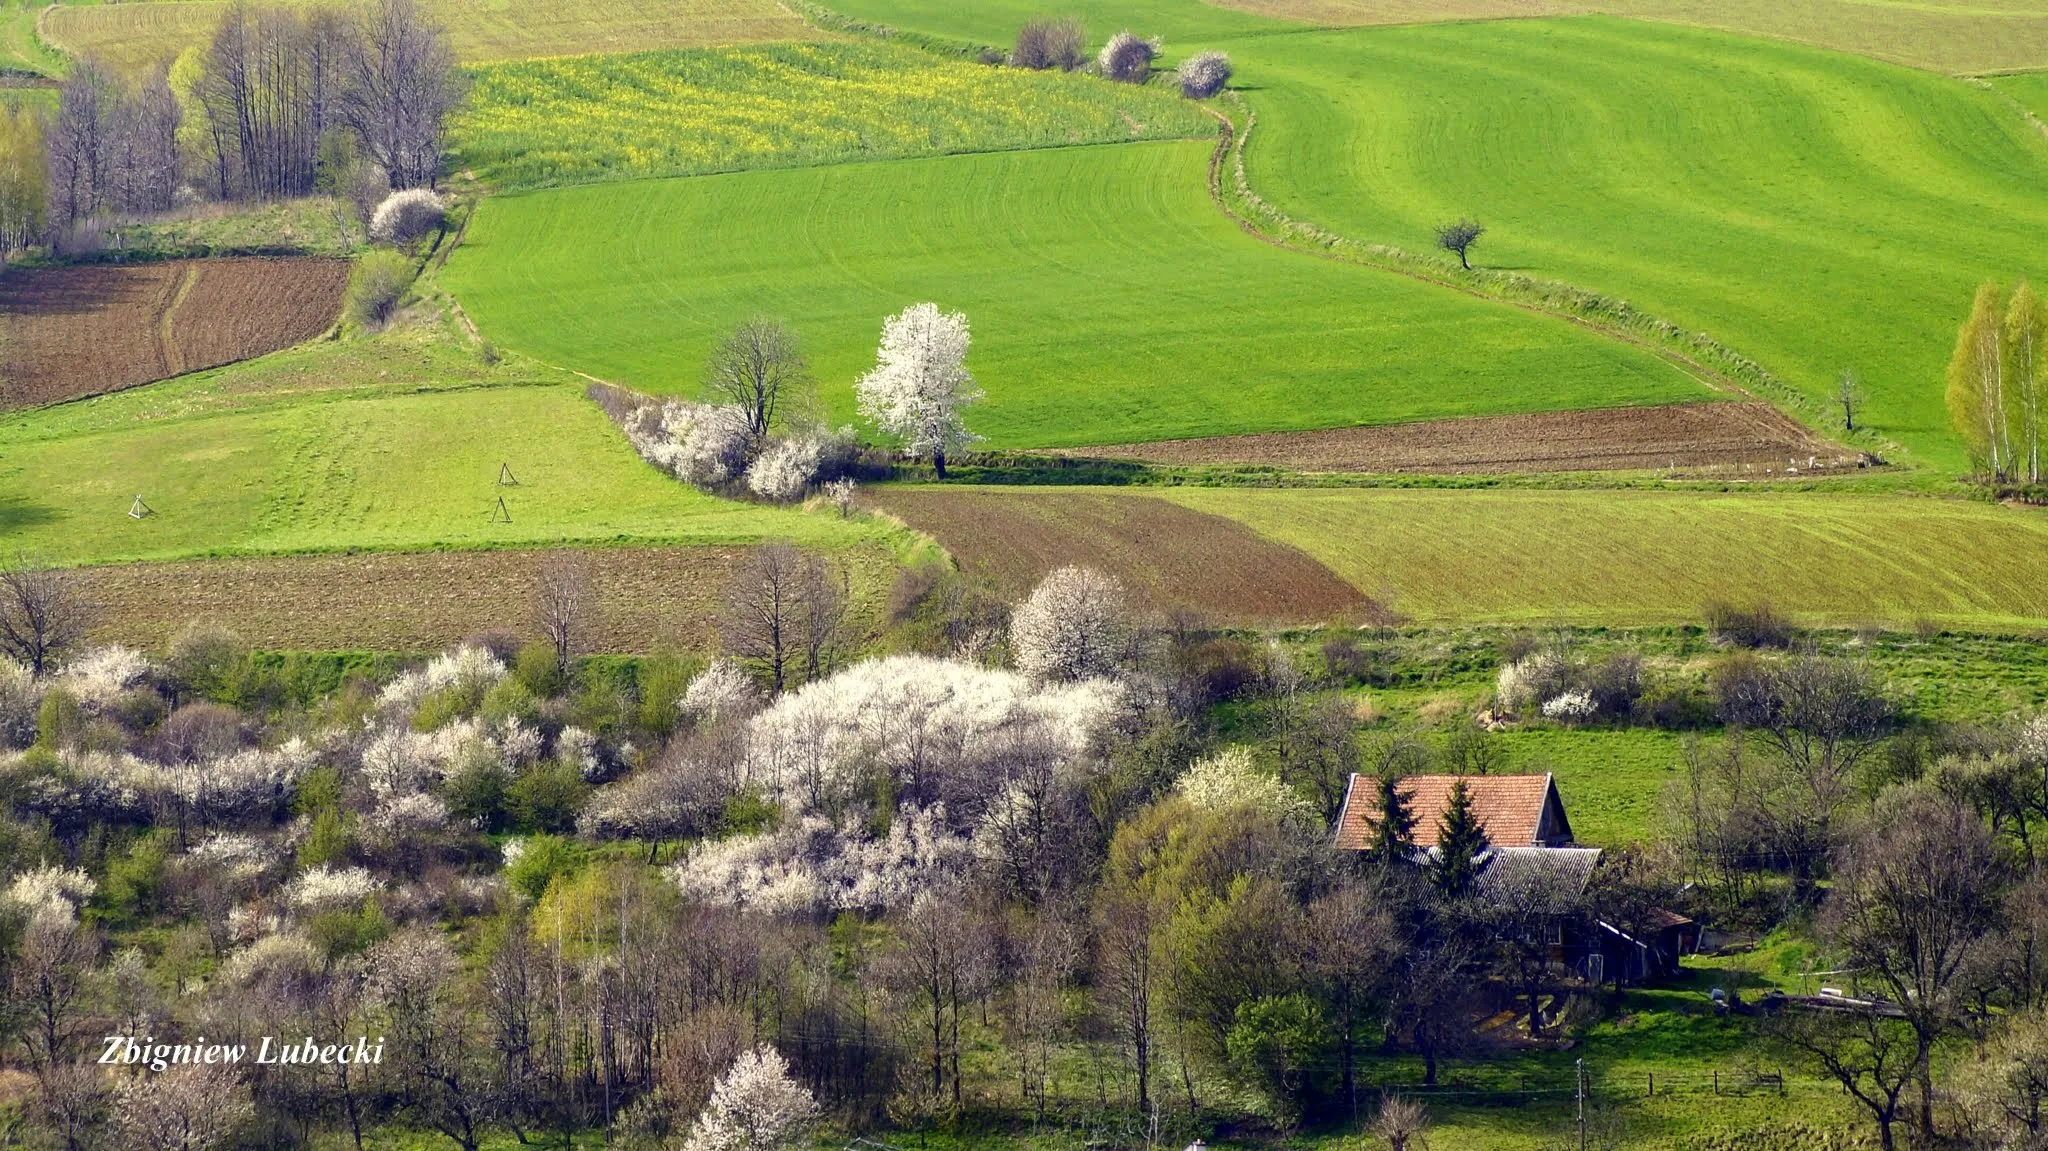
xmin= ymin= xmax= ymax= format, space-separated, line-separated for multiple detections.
xmin=1332 ymin=772 xmax=1576 ymax=850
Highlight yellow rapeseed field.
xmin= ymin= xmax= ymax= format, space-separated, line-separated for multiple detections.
xmin=450 ymin=41 xmax=1217 ymax=188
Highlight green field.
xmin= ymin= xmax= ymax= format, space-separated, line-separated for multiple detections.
xmin=0 ymin=322 xmax=886 ymax=565
xmin=1221 ymin=18 xmax=2048 ymax=471
xmin=1155 ymin=485 xmax=2048 ymax=628
xmin=442 ymin=141 xmax=1711 ymax=449
xmin=451 ymin=40 xmax=1213 ymax=189
xmin=39 ymin=0 xmax=813 ymax=77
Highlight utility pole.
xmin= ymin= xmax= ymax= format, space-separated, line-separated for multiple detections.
xmin=1577 ymin=1058 xmax=1587 ymax=1151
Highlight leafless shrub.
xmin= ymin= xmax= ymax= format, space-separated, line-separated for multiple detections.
xmin=1097 ymin=31 xmax=1159 ymax=83
xmin=1013 ymin=17 xmax=1084 ymax=71
xmin=0 ymin=554 xmax=92 ymax=676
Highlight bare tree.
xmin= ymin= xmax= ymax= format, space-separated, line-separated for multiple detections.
xmin=1826 ymin=786 xmax=2006 ymax=1146
xmin=111 ymin=1063 xmax=254 ymax=1151
xmin=1778 ymin=1009 xmax=1917 ymax=1151
xmin=1834 ymin=368 xmax=1867 ymax=432
xmin=0 ymin=554 xmax=91 ymax=674
xmin=371 ymin=930 xmax=490 ymax=1151
xmin=342 ymin=0 xmax=461 ymax=190
xmin=1012 ymin=18 xmax=1084 ymax=71
xmin=704 ymin=318 xmax=813 ymax=446
xmin=1094 ymin=887 xmax=1157 ymax=1112
xmin=1304 ymin=879 xmax=1398 ymax=1114
xmin=532 ymin=552 xmax=592 ymax=676
xmin=1436 ymin=219 xmax=1485 ymax=270
xmin=1370 ymin=1094 xmax=1430 ymax=1151
xmin=721 ymin=544 xmax=806 ymax=694
xmin=7 ymin=915 xmax=98 ymax=1071
xmin=883 ymin=888 xmax=990 ymax=1109
xmin=796 ymin=554 xmax=848 ymax=686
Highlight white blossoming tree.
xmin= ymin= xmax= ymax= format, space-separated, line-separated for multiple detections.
xmin=854 ymin=303 xmax=982 ymax=478
xmin=682 ymin=1045 xmax=819 ymax=1151
xmin=1009 ymin=566 xmax=1132 ymax=682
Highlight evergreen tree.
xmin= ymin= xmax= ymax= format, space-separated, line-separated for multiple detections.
xmin=1367 ymin=773 xmax=1417 ymax=866
xmin=1430 ymin=779 xmax=1491 ymax=897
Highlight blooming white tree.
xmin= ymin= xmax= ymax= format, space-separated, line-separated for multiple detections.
xmin=745 ymin=435 xmax=824 ymax=502
xmin=1176 ymin=746 xmax=1315 ymax=829
xmin=1098 ymin=31 xmax=1159 ymax=83
xmin=683 ymin=1045 xmax=819 ymax=1151
xmin=854 ymin=303 xmax=982 ymax=477
xmin=682 ymin=658 xmax=762 ymax=726
xmin=1009 ymin=566 xmax=1132 ymax=682
xmin=369 ymin=188 xmax=444 ymax=244
xmin=1178 ymin=51 xmax=1231 ymax=98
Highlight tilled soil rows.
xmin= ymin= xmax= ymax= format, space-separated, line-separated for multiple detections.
xmin=77 ymin=546 xmax=760 ymax=653
xmin=0 ymin=256 xmax=347 ymax=408
xmin=870 ymin=488 xmax=1367 ymax=625
xmin=1059 ymin=402 xmax=1861 ymax=475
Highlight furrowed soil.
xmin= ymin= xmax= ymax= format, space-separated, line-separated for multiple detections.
xmin=868 ymin=488 xmax=1365 ymax=625
xmin=80 ymin=546 xmax=770 ymax=653
xmin=0 ymin=257 xmax=347 ymax=408
xmin=1062 ymin=402 xmax=1860 ymax=475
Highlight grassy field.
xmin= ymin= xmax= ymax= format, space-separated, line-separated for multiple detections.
xmin=0 ymin=313 xmax=892 ymax=565
xmin=1153 ymin=486 xmax=2048 ymax=629
xmin=1223 ymin=18 xmax=2048 ymax=472
xmin=820 ymin=0 xmax=2048 ymax=73
xmin=39 ymin=0 xmax=813 ymax=77
xmin=451 ymin=40 xmax=1214 ymax=189
xmin=441 ymin=141 xmax=1711 ymax=449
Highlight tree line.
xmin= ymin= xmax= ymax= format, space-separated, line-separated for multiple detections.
xmin=1948 ymin=279 xmax=2048 ymax=488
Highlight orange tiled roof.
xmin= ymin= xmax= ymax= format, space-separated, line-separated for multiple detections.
xmin=1334 ymin=773 xmax=1564 ymax=850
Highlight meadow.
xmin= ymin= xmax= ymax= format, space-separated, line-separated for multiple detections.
xmin=39 ymin=0 xmax=811 ymax=77
xmin=1222 ymin=17 xmax=2048 ymax=471
xmin=450 ymin=40 xmax=1214 ymax=189
xmin=0 ymin=320 xmax=889 ymax=565
xmin=441 ymin=141 xmax=1710 ymax=449
xmin=1155 ymin=485 xmax=2048 ymax=629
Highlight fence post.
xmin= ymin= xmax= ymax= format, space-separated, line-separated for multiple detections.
xmin=1712 ymin=1070 xmax=1718 ymax=1095
xmin=1647 ymin=1072 xmax=1653 ymax=1097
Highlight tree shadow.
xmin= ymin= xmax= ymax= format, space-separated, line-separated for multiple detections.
xmin=0 ymin=493 xmax=62 ymax=537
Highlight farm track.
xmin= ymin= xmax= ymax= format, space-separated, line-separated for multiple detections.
xmin=1059 ymin=402 xmax=1863 ymax=475
xmin=76 ymin=545 xmax=762 ymax=653
xmin=0 ymin=257 xmax=347 ymax=409
xmin=867 ymin=487 xmax=1367 ymax=624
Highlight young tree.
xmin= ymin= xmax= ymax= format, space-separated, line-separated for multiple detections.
xmin=2007 ymin=280 xmax=2046 ymax=485
xmin=532 ymin=552 xmax=591 ymax=676
xmin=1008 ymin=565 xmax=1132 ymax=681
xmin=1949 ymin=281 xmax=2013 ymax=481
xmin=110 ymin=1063 xmax=253 ymax=1151
xmin=855 ymin=302 xmax=982 ymax=478
xmin=1778 ymin=1009 xmax=1917 ymax=1151
xmin=1012 ymin=17 xmax=1085 ymax=71
xmin=721 ymin=544 xmax=804 ymax=694
xmin=0 ymin=554 xmax=92 ymax=675
xmin=0 ymin=99 xmax=47 ymax=253
xmin=342 ymin=0 xmax=460 ymax=190
xmin=1429 ymin=779 xmax=1490 ymax=898
xmin=1832 ymin=368 xmax=1866 ymax=432
xmin=1370 ymin=1094 xmax=1430 ymax=1151
xmin=1366 ymin=772 xmax=1417 ymax=867
xmin=682 ymin=1046 xmax=819 ymax=1151
xmin=703 ymin=318 xmax=812 ymax=446
xmin=1436 ymin=219 xmax=1485 ymax=270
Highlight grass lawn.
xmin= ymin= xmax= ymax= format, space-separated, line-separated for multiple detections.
xmin=39 ymin=0 xmax=812 ymax=77
xmin=451 ymin=40 xmax=1214 ymax=189
xmin=1222 ymin=17 xmax=2048 ymax=472
xmin=1152 ymin=485 xmax=2048 ymax=629
xmin=441 ymin=141 xmax=1709 ymax=449
xmin=0 ymin=317 xmax=893 ymax=566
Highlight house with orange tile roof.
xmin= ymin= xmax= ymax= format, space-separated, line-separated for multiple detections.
xmin=1332 ymin=772 xmax=1576 ymax=852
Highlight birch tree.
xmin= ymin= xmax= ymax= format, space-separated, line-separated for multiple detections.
xmin=855 ymin=303 xmax=981 ymax=478
xmin=1949 ymin=281 xmax=2012 ymax=481
xmin=2007 ymin=280 xmax=2046 ymax=486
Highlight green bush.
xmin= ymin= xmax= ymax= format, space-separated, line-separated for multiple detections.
xmin=505 ymin=833 xmax=581 ymax=901
xmin=513 ymin=643 xmax=564 ymax=699
xmin=298 ymin=806 xmax=352 ymax=869
xmin=411 ymin=683 xmax=482 ymax=732
xmin=1224 ymin=993 xmax=1333 ymax=1125
xmin=444 ymin=748 xmax=509 ymax=832
xmin=96 ymin=832 xmax=170 ymax=926
xmin=34 ymin=689 xmax=80 ymax=752
xmin=344 ymin=249 xmax=416 ymax=328
xmin=634 ymin=654 xmax=696 ymax=737
xmin=306 ymin=898 xmax=390 ymax=958
xmin=507 ymin=758 xmax=589 ymax=834
xmin=480 ymin=677 xmax=540 ymax=728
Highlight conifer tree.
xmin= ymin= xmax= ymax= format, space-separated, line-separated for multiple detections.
xmin=1430 ymin=779 xmax=1491 ymax=898
xmin=1367 ymin=773 xmax=1417 ymax=866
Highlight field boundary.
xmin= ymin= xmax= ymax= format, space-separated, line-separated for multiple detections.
xmin=1203 ymin=96 xmax=1898 ymax=467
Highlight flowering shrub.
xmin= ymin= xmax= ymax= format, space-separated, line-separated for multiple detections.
xmin=369 ymin=188 xmax=444 ymax=244
xmin=741 ymin=655 xmax=1124 ymax=814
xmin=1177 ymin=746 xmax=1314 ymax=828
xmin=746 ymin=435 xmax=823 ymax=502
xmin=682 ymin=1044 xmax=818 ymax=1151
xmin=1178 ymin=51 xmax=1231 ymax=99
xmin=1098 ymin=32 xmax=1159 ymax=83
xmin=379 ymin=644 xmax=507 ymax=713
xmin=288 ymin=864 xmax=381 ymax=911
xmin=682 ymin=659 xmax=761 ymax=726
xmin=5 ymin=864 xmax=96 ymax=923
xmin=2019 ymin=712 xmax=2048 ymax=766
xmin=669 ymin=803 xmax=970 ymax=915
xmin=0 ymin=659 xmax=37 ymax=748
xmin=1010 ymin=566 xmax=1132 ymax=681
xmin=1541 ymin=690 xmax=1598 ymax=723
xmin=61 ymin=645 xmax=151 ymax=710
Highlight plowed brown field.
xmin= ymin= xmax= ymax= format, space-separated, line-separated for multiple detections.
xmin=79 ymin=546 xmax=758 ymax=653
xmin=869 ymin=488 xmax=1366 ymax=625
xmin=1059 ymin=402 xmax=1858 ymax=476
xmin=0 ymin=257 xmax=347 ymax=408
